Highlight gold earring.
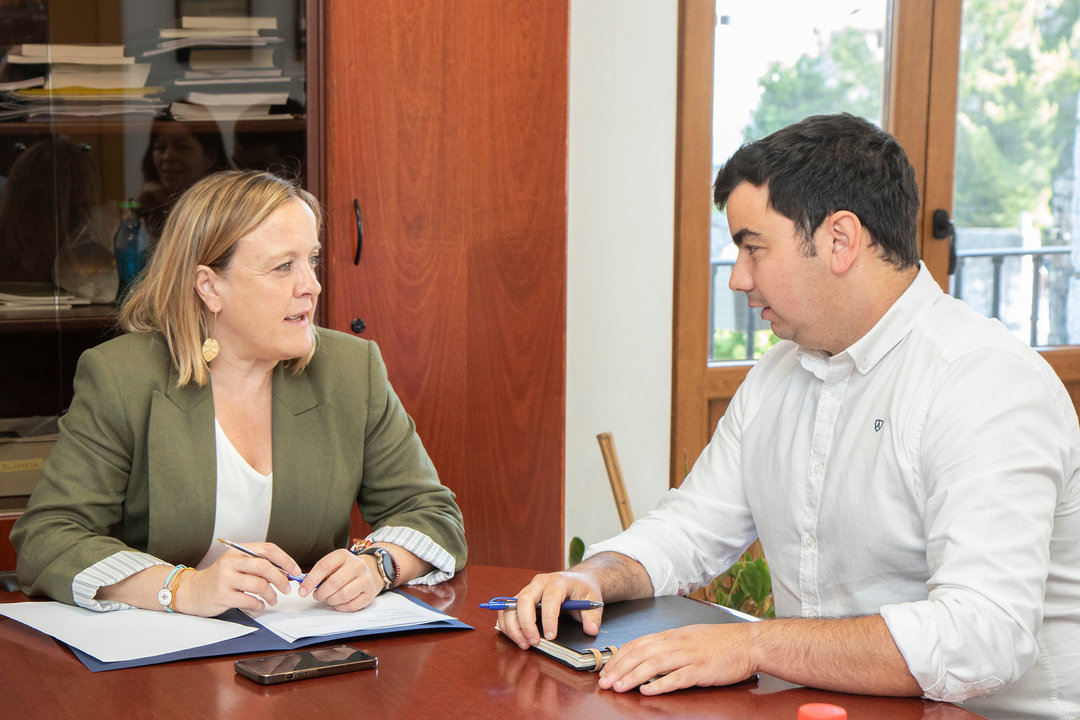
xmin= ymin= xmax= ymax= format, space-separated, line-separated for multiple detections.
xmin=202 ymin=311 xmax=219 ymax=363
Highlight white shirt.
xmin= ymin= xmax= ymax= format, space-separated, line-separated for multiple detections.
xmin=589 ymin=265 xmax=1080 ymax=720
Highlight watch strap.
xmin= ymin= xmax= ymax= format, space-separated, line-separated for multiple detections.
xmin=357 ymin=547 xmax=397 ymax=592
xmin=157 ymin=564 xmax=187 ymax=612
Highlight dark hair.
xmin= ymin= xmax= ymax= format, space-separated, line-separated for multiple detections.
xmin=713 ymin=113 xmax=920 ymax=268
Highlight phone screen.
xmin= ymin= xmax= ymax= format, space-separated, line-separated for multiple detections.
xmin=235 ymin=645 xmax=377 ymax=685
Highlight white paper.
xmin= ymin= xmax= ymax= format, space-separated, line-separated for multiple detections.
xmin=242 ymin=584 xmax=453 ymax=642
xmin=0 ymin=602 xmax=255 ymax=662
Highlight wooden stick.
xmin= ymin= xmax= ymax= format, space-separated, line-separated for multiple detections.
xmin=597 ymin=432 xmax=634 ymax=530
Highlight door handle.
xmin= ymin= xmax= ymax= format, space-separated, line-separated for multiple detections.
xmin=932 ymin=208 xmax=957 ymax=276
xmin=353 ymin=199 xmax=363 ymax=265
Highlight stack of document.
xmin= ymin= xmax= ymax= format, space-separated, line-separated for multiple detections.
xmin=242 ymin=585 xmax=457 ymax=643
xmin=143 ymin=15 xmax=283 ymax=58
xmin=138 ymin=15 xmax=299 ymax=120
xmin=1 ymin=44 xmax=163 ymax=119
xmin=0 ymin=282 xmax=91 ymax=312
xmin=171 ymin=89 xmax=291 ymax=121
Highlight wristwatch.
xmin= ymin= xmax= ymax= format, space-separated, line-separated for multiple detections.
xmin=158 ymin=564 xmax=187 ymax=613
xmin=356 ymin=546 xmax=398 ymax=592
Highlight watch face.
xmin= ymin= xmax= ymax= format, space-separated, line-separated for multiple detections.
xmin=378 ymin=553 xmax=396 ymax=582
xmin=157 ymin=588 xmax=172 ymax=607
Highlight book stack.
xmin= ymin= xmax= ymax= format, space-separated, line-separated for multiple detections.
xmin=171 ymin=90 xmax=292 ymax=122
xmin=1 ymin=44 xmax=164 ymax=120
xmin=144 ymin=16 xmax=299 ymax=122
xmin=143 ymin=15 xmax=284 ymax=62
xmin=0 ymin=282 xmax=91 ymax=312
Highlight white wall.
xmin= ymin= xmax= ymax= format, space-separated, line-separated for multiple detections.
xmin=565 ymin=1 xmax=678 ymax=561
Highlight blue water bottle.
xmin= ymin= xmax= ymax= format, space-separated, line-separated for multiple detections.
xmin=114 ymin=199 xmax=149 ymax=304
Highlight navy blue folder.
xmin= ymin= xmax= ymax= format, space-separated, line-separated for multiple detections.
xmin=69 ymin=591 xmax=471 ymax=672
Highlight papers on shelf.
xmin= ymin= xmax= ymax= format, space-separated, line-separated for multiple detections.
xmin=187 ymin=47 xmax=276 ymax=70
xmin=45 ymin=63 xmax=152 ymax=90
xmin=181 ymin=15 xmax=279 ymax=31
xmin=242 ymin=584 xmax=456 ymax=643
xmin=170 ymin=100 xmax=291 ymax=121
xmin=0 ymin=415 xmax=58 ymax=438
xmin=187 ymin=90 xmax=289 ymax=106
xmin=174 ymin=76 xmax=288 ymax=87
xmin=0 ymin=76 xmax=46 ymax=92
xmin=141 ymin=35 xmax=282 ymax=57
xmin=0 ymin=602 xmax=256 ymax=663
xmin=2 ymin=88 xmax=166 ymax=120
xmin=7 ymin=43 xmax=133 ymax=65
xmin=159 ymin=27 xmax=262 ymax=39
xmin=0 ymin=282 xmax=91 ymax=310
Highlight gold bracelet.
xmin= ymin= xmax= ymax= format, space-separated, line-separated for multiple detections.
xmin=166 ymin=567 xmax=193 ymax=613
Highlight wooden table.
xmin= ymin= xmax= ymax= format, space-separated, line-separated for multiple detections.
xmin=0 ymin=565 xmax=983 ymax=719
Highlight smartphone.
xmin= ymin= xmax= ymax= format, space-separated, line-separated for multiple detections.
xmin=235 ymin=645 xmax=377 ymax=685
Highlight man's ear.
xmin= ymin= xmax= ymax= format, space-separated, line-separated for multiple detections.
xmin=827 ymin=210 xmax=863 ymax=274
xmin=194 ymin=265 xmax=221 ymax=313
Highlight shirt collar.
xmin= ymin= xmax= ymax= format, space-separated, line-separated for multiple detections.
xmin=798 ymin=262 xmax=941 ymax=378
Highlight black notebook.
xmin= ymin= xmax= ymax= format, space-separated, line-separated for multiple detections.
xmin=533 ymin=595 xmax=751 ymax=671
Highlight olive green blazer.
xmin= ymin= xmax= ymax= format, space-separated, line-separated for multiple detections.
xmin=12 ymin=328 xmax=466 ymax=604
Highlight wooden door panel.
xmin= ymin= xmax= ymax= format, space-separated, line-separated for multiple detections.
xmin=324 ymin=1 xmax=568 ymax=570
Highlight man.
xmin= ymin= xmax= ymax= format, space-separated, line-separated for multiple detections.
xmin=499 ymin=114 xmax=1080 ymax=719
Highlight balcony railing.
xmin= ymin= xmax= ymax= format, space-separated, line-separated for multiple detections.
xmin=952 ymin=246 xmax=1071 ymax=347
xmin=710 ymin=245 xmax=1073 ymax=361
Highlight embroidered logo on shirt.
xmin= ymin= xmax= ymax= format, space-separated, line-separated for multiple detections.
xmin=874 ymin=419 xmax=885 ymax=432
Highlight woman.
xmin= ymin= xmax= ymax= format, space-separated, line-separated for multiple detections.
xmin=11 ymin=170 xmax=466 ymax=616
xmin=137 ymin=114 xmax=232 ymax=243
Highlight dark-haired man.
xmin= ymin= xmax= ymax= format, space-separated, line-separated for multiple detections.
xmin=499 ymin=114 xmax=1080 ymax=719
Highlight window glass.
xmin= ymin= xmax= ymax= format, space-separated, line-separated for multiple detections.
xmin=711 ymin=1 xmax=890 ymax=361
xmin=950 ymin=0 xmax=1079 ymax=347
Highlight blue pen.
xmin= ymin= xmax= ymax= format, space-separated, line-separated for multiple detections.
xmin=479 ymin=596 xmax=604 ymax=611
xmin=217 ymin=538 xmax=307 ymax=583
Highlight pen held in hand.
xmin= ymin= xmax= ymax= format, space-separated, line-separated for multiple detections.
xmin=479 ymin=597 xmax=604 ymax=611
xmin=216 ymin=537 xmax=307 ymax=583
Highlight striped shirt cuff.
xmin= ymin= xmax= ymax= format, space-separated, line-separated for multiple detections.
xmin=367 ymin=526 xmax=456 ymax=586
xmin=72 ymin=551 xmax=169 ymax=612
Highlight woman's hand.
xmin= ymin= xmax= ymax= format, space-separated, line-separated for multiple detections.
xmin=173 ymin=542 xmax=301 ymax=617
xmin=297 ymin=548 xmax=383 ymax=612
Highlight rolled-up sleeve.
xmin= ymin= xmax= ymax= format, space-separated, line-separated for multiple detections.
xmin=881 ymin=349 xmax=1067 ymax=702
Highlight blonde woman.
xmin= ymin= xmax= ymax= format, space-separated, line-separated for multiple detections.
xmin=13 ymin=170 xmax=465 ymax=616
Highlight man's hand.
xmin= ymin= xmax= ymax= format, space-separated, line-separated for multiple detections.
xmin=496 ymin=551 xmax=653 ymax=650
xmin=598 ymin=623 xmax=757 ymax=694
xmin=599 ymin=614 xmax=922 ymax=698
xmin=496 ymin=569 xmax=606 ymax=649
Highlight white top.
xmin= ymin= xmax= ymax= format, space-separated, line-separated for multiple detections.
xmin=588 ymin=265 xmax=1080 ymax=719
xmin=196 ymin=420 xmax=273 ymax=569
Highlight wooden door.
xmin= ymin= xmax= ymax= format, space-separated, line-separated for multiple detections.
xmin=320 ymin=1 xmax=569 ymax=570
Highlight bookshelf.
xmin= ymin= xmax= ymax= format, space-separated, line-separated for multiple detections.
xmin=0 ymin=0 xmax=313 ymax=428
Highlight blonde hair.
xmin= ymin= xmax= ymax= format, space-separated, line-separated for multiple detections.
xmin=119 ymin=170 xmax=323 ymax=386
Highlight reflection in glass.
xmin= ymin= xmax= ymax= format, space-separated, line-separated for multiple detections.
xmin=138 ymin=113 xmax=232 ymax=243
xmin=710 ymin=1 xmax=889 ymax=362
xmin=950 ymin=0 xmax=1079 ymax=347
xmin=0 ymin=136 xmax=118 ymax=302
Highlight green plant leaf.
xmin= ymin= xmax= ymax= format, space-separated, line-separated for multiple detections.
xmin=568 ymin=536 xmax=585 ymax=567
